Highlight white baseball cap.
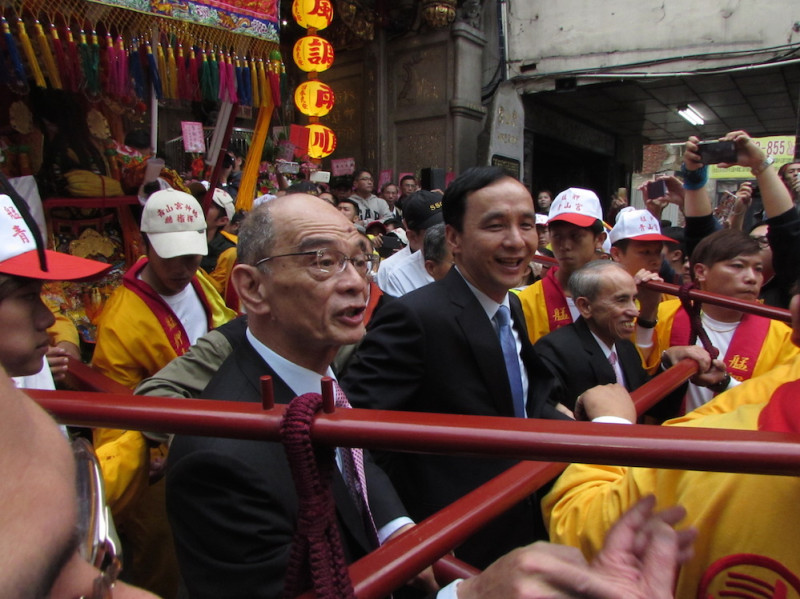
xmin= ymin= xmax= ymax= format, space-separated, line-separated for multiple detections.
xmin=548 ymin=188 xmax=603 ymax=228
xmin=0 ymin=194 xmax=110 ymax=280
xmin=609 ymin=207 xmax=676 ymax=245
xmin=535 ymin=213 xmax=548 ymax=226
xmin=141 ymin=189 xmax=208 ymax=258
xmin=212 ymin=188 xmax=235 ymax=220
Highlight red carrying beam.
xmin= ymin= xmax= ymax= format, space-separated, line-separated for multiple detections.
xmin=29 ymin=361 xmax=800 ymax=475
xmin=530 ymin=253 xmax=791 ymax=322
xmin=325 ymin=360 xmax=704 ymax=599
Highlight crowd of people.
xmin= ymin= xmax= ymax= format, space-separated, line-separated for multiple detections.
xmin=3 ymin=128 xmax=800 ymax=598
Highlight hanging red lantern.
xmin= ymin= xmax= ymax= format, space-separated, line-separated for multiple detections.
xmin=293 ymin=36 xmax=334 ymax=73
xmin=294 ymin=80 xmax=335 ymax=117
xmin=292 ymin=0 xmax=334 ymax=31
xmin=306 ymin=123 xmax=337 ymax=158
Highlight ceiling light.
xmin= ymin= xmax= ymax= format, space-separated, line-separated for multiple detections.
xmin=677 ymin=105 xmax=704 ymax=126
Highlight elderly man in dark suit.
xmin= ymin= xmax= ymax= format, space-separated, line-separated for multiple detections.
xmin=341 ymin=167 xmax=636 ymax=568
xmin=165 ymin=195 xmax=414 ymax=599
xmin=534 ymin=260 xmax=715 ymax=417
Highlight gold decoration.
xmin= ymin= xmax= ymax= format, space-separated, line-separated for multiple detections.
xmin=87 ymin=109 xmax=111 ymax=140
xmin=69 ymin=229 xmax=116 ymax=260
xmin=421 ymin=0 xmax=457 ymax=29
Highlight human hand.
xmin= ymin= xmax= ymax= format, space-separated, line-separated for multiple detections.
xmin=662 ymin=176 xmax=686 ymax=211
xmin=633 ymin=269 xmax=663 ymax=317
xmin=662 ymin=345 xmax=712 ymax=373
xmin=588 ymin=494 xmax=697 ymax=598
xmin=46 ymin=342 xmax=80 ymax=382
xmin=371 ymin=234 xmax=384 ymax=249
xmin=683 ymin=136 xmax=704 ymax=170
xmin=457 ymin=496 xmax=695 ymax=599
xmin=692 ymin=358 xmax=728 ymax=388
xmin=575 ymin=383 xmax=635 ymax=423
xmin=721 ymin=130 xmax=765 ymax=170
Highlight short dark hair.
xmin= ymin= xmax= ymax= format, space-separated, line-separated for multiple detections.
xmin=354 ymin=168 xmax=373 ymax=181
xmin=690 ymin=229 xmax=760 ymax=276
xmin=400 ymin=174 xmax=417 ymax=184
xmin=442 ymin=166 xmax=507 ymax=232
xmin=662 ymin=226 xmax=685 ymax=254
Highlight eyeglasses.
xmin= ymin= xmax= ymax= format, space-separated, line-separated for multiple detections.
xmin=255 ymin=248 xmax=376 ymax=280
xmin=74 ymin=438 xmax=122 ymax=599
xmin=750 ymin=235 xmax=770 ymax=249
xmin=357 ymin=176 xmax=373 ymax=182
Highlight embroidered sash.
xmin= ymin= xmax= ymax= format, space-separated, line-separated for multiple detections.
xmin=542 ymin=267 xmax=573 ymax=332
xmin=669 ymin=308 xmax=770 ymax=382
xmin=122 ymin=258 xmax=214 ymax=356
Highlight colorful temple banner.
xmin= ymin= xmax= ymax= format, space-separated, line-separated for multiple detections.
xmin=88 ymin=0 xmax=280 ymax=42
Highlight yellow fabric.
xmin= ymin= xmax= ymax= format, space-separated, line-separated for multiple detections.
xmin=43 ymin=295 xmax=80 ymax=347
xmin=92 ymin=269 xmax=234 ymax=513
xmin=236 ymin=104 xmax=274 ymax=211
xmin=92 ymin=269 xmax=235 ymax=389
xmin=518 ymin=279 xmax=555 ymax=345
xmin=543 ymin=354 xmax=800 ymax=599
xmin=641 ymin=299 xmax=800 ymax=376
xmin=207 ymin=246 xmax=237 ymax=295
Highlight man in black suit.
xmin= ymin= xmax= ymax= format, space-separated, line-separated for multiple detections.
xmin=341 ymin=167 xmax=636 ymax=568
xmin=533 ymin=260 xmax=714 ymax=416
xmin=165 ymin=195 xmax=416 ymax=599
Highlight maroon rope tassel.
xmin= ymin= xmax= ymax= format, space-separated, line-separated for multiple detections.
xmin=280 ymin=392 xmax=356 ymax=599
xmin=678 ymin=282 xmax=720 ymax=359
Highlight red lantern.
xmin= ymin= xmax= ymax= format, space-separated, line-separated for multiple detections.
xmin=294 ymin=80 xmax=335 ymax=117
xmin=306 ymin=124 xmax=337 ymax=158
xmin=292 ymin=0 xmax=334 ymax=31
xmin=293 ymin=36 xmax=334 ymax=73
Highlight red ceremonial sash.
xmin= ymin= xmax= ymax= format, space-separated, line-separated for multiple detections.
xmin=122 ymin=258 xmax=214 ymax=356
xmin=669 ymin=308 xmax=770 ymax=382
xmin=542 ymin=267 xmax=573 ymax=332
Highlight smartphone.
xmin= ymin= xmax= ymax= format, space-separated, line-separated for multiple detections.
xmin=697 ymin=141 xmax=737 ymax=165
xmin=646 ymin=179 xmax=667 ymax=198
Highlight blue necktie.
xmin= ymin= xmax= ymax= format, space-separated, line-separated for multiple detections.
xmin=494 ymin=305 xmax=526 ymax=418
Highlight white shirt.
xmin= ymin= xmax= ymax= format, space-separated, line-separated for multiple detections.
xmin=376 ymin=244 xmax=412 ymax=291
xmin=244 ymin=328 xmax=412 ymax=544
xmin=684 ymin=312 xmax=740 ymax=412
xmin=382 ymin=249 xmax=434 ymax=296
xmin=161 ymin=284 xmax=208 ymax=346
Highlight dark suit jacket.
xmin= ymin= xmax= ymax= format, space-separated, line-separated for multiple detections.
xmin=341 ymin=268 xmax=565 ymax=568
xmin=532 ymin=317 xmax=650 ymax=411
xmin=166 ymin=325 xmax=407 ymax=599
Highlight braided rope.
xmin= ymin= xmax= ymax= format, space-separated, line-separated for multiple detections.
xmin=677 ymin=282 xmax=720 ymax=359
xmin=280 ymin=392 xmax=356 ymax=599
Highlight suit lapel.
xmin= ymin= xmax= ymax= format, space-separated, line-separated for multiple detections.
xmin=574 ymin=318 xmax=618 ymax=384
xmin=233 ymin=340 xmax=377 ymax=555
xmin=445 ymin=270 xmax=516 ymax=417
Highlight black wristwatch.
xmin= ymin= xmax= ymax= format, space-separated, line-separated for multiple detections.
xmin=707 ymin=373 xmax=732 ymax=394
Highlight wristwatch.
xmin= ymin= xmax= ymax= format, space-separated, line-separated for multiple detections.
xmin=707 ymin=373 xmax=732 ymax=394
xmin=751 ymin=156 xmax=774 ymax=177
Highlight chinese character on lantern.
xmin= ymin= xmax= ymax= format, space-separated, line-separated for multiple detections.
xmin=294 ymin=80 xmax=335 ymax=117
xmin=292 ymin=0 xmax=334 ymax=30
xmin=293 ymin=36 xmax=334 ymax=73
xmin=306 ymin=124 xmax=337 ymax=158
